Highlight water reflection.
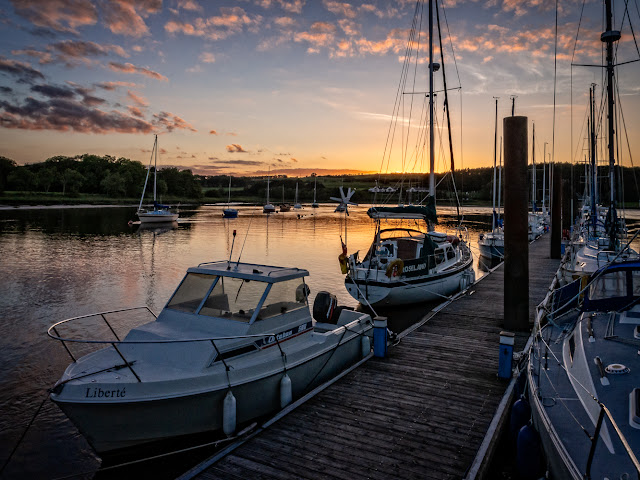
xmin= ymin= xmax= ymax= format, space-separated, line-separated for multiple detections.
xmin=7 ymin=204 xmax=628 ymax=479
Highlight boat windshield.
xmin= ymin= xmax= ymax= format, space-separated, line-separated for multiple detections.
xmin=167 ymin=273 xmax=308 ymax=322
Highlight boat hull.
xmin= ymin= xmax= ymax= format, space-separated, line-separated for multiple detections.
xmin=478 ymin=243 xmax=504 ymax=260
xmin=345 ymin=258 xmax=474 ymax=306
xmin=222 ymin=209 xmax=238 ymax=218
xmin=137 ymin=212 xmax=179 ymax=223
xmin=52 ymin=332 xmax=367 ymax=454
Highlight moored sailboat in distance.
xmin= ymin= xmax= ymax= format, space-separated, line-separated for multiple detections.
xmin=263 ymin=168 xmax=276 ymax=214
xmin=478 ymin=97 xmax=504 ymax=263
xmin=137 ymin=135 xmax=179 ymax=224
xmin=293 ymin=182 xmax=302 ymax=209
xmin=343 ymin=0 xmax=474 ymax=306
xmin=311 ymin=175 xmax=319 ymax=208
xmin=222 ymin=176 xmax=238 ymax=218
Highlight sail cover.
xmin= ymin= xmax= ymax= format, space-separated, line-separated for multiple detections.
xmin=367 ymin=197 xmax=437 ymax=223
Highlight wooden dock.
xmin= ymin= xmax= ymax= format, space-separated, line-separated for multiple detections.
xmin=181 ymin=235 xmax=559 ymax=480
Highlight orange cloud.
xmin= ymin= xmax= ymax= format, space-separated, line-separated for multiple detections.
xmin=209 ymin=130 xmax=218 ymax=135
xmin=152 ymin=111 xmax=197 ymax=132
xmin=10 ymin=0 xmax=98 ymax=33
xmin=165 ymin=7 xmax=262 ymax=41
xmin=226 ymin=144 xmax=247 ymax=153
xmin=127 ymin=90 xmax=148 ymax=107
xmin=108 ymin=62 xmax=168 ymax=81
xmin=103 ymin=0 xmax=161 ymax=37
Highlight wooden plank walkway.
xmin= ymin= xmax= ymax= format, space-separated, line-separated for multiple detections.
xmin=183 ymin=235 xmax=559 ymax=480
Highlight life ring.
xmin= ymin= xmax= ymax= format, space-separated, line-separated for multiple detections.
xmin=385 ymin=259 xmax=404 ymax=278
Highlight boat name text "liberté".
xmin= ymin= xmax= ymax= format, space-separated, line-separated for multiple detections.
xmin=85 ymin=387 xmax=126 ymax=398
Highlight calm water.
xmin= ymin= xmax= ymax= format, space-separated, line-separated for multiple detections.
xmin=0 ymin=203 xmax=583 ymax=479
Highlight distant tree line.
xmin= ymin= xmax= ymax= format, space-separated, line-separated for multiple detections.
xmin=1 ymin=155 xmax=639 ymax=205
xmin=0 ymin=154 xmax=202 ymax=200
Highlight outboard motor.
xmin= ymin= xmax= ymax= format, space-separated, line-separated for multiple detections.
xmin=313 ymin=291 xmax=338 ymax=323
xmin=313 ymin=291 xmax=355 ymax=324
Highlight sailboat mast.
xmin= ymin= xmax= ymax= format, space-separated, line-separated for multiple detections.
xmin=228 ymin=176 xmax=232 ymax=205
xmin=267 ymin=168 xmax=270 ymax=204
xmin=313 ymin=176 xmax=317 ymax=203
xmin=543 ymin=142 xmax=547 ymax=213
xmin=603 ymin=0 xmax=620 ymax=248
xmin=153 ymin=134 xmax=157 ymax=203
xmin=590 ymin=84 xmax=597 ymax=236
xmin=428 ymin=0 xmax=435 ymax=199
xmin=492 ymin=97 xmax=498 ymax=231
xmin=532 ymin=122 xmax=536 ymax=210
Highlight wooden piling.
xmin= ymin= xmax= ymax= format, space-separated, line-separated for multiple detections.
xmin=503 ymin=116 xmax=529 ymax=332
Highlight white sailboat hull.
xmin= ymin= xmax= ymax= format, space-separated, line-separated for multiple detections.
xmin=137 ymin=211 xmax=179 ymax=223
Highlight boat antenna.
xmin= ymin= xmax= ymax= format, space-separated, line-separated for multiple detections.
xmin=227 ymin=229 xmax=237 ymax=270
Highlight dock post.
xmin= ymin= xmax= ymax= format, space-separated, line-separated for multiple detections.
xmin=498 ymin=331 xmax=515 ymax=379
xmin=551 ymin=169 xmax=562 ymax=259
xmin=503 ymin=116 xmax=529 ymax=331
xmin=373 ymin=316 xmax=388 ymax=358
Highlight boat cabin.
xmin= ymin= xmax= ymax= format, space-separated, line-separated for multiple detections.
xmin=155 ymin=261 xmax=311 ymax=339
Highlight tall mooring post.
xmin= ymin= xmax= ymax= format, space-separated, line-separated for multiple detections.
xmin=551 ymin=167 xmax=563 ymax=259
xmin=503 ymin=116 xmax=529 ymax=331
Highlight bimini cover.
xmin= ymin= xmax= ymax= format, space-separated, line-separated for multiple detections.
xmin=367 ymin=196 xmax=437 ymax=223
xmin=154 ymin=201 xmax=171 ymax=209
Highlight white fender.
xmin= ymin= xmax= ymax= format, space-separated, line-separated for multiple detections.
xmin=222 ymin=390 xmax=236 ymax=436
xmin=280 ymin=373 xmax=292 ymax=408
xmin=361 ymin=335 xmax=371 ymax=357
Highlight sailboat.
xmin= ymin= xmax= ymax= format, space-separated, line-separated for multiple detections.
xmin=311 ymin=175 xmax=319 ymax=208
xmin=343 ymin=0 xmax=474 ymax=306
xmin=527 ymin=3 xmax=640 ymax=478
xmin=528 ymin=122 xmax=545 ymax=241
xmin=293 ymin=183 xmax=302 ymax=209
xmin=137 ymin=135 xmax=179 ymax=224
xmin=222 ymin=176 xmax=238 ymax=218
xmin=279 ymin=185 xmax=291 ymax=212
xmin=478 ymin=97 xmax=505 ymax=262
xmin=263 ymin=168 xmax=276 ymax=214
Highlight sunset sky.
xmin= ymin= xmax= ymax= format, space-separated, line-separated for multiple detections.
xmin=0 ymin=0 xmax=638 ymax=176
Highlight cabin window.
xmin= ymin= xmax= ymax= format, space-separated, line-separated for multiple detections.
xmin=167 ymin=273 xmax=216 ymax=313
xmin=589 ymin=271 xmax=627 ymax=300
xmin=257 ymin=279 xmax=308 ymax=320
xmin=434 ymin=248 xmax=445 ymax=264
xmin=632 ymin=271 xmax=640 ymax=296
xmin=199 ymin=276 xmax=268 ymax=322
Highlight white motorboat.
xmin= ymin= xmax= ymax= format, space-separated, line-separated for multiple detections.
xmin=49 ymin=261 xmax=373 ymax=454
xmin=137 ymin=135 xmax=179 ymax=223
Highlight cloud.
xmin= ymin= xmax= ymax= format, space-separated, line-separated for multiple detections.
xmin=0 ymin=86 xmax=13 ymax=93
xmin=14 ymin=40 xmax=129 ymax=67
xmin=127 ymin=90 xmax=148 ymax=107
xmin=199 ymin=52 xmax=216 ymax=63
xmin=177 ymin=0 xmax=203 ymax=12
xmin=226 ymin=132 xmax=238 ymax=136
xmin=323 ymin=1 xmax=357 ymax=19
xmin=103 ymin=0 xmax=162 ymax=37
xmin=31 ymin=84 xmax=76 ymax=99
xmin=216 ymin=159 xmax=262 ymax=166
xmin=294 ymin=21 xmax=337 ymax=50
xmin=128 ymin=105 xmax=144 ymax=117
xmin=209 ymin=130 xmax=218 ymax=135
xmin=0 ymin=96 xmax=154 ymax=134
xmin=9 ymin=0 xmax=98 ymax=33
xmin=165 ymin=7 xmax=263 ymax=41
xmin=152 ymin=111 xmax=197 ymax=132
xmin=95 ymin=80 xmax=138 ymax=91
xmin=277 ymin=0 xmax=305 ymax=14
xmin=0 ymin=57 xmax=45 ymax=84
xmin=108 ymin=62 xmax=168 ymax=81
xmin=226 ymin=144 xmax=247 ymax=153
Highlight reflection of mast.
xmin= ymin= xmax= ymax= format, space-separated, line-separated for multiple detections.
xmin=265 ymin=213 xmax=270 ymax=257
